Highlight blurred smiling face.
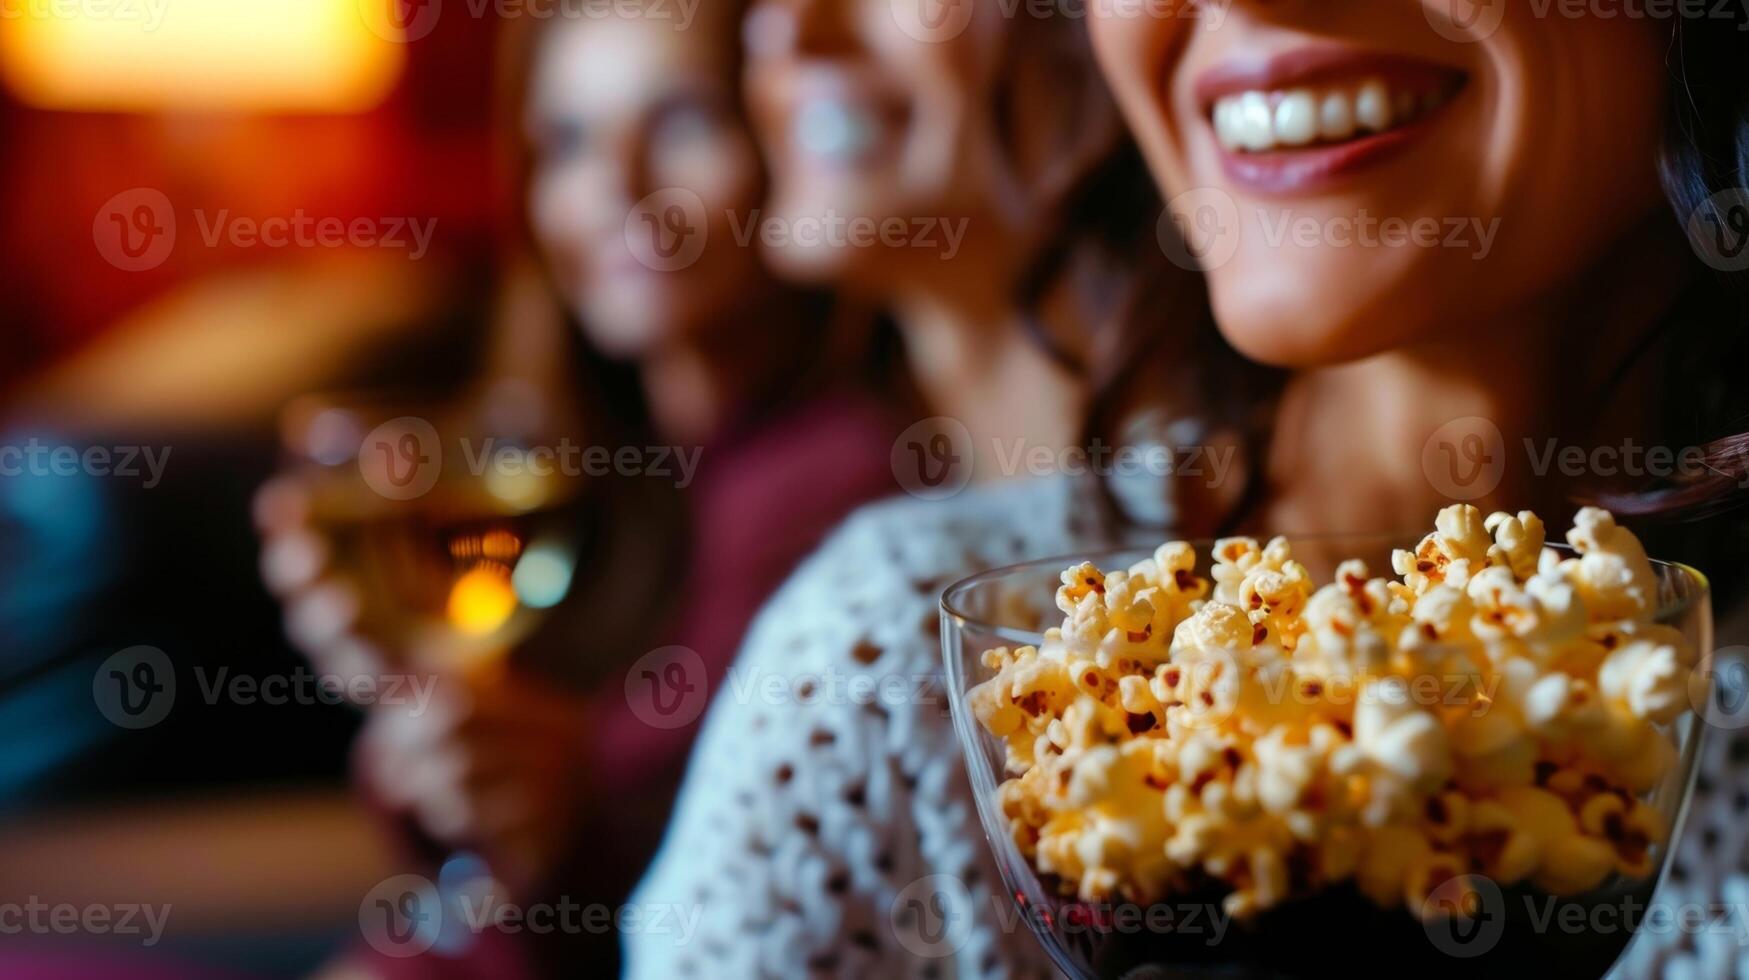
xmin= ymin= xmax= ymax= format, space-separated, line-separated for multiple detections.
xmin=526 ymin=14 xmax=763 ymax=359
xmin=1089 ymin=1 xmax=1670 ymax=367
xmin=741 ymin=0 xmax=1007 ymax=286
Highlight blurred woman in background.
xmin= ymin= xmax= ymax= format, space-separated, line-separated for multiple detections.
xmin=623 ymin=0 xmax=1222 ymax=975
xmin=256 ymin=1 xmax=903 ymax=975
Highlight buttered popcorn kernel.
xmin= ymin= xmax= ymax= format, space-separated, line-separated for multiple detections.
xmin=970 ymin=505 xmax=1692 ymax=921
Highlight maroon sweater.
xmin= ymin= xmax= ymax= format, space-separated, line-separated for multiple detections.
xmin=363 ymin=390 xmax=901 ymax=979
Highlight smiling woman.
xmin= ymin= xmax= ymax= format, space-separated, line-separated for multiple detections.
xmin=1091 ymin=2 xmax=1673 ymax=368
xmin=1078 ymin=2 xmax=1749 ymax=976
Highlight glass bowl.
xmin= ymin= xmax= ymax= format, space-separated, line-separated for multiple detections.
xmin=941 ymin=535 xmax=1714 ymax=979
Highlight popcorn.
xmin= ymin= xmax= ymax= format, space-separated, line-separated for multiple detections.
xmin=1563 ymin=507 xmax=1659 ymax=622
xmin=1597 ymin=625 xmax=1693 ymax=724
xmin=969 ymin=507 xmax=1694 ymax=923
xmin=1485 ymin=509 xmax=1547 ymax=581
xmin=1393 ymin=504 xmax=1494 ymax=594
xmin=1350 ymin=678 xmax=1452 ymax=788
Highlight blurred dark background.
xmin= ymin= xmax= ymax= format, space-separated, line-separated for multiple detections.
xmin=1 ymin=5 xmax=509 ymax=974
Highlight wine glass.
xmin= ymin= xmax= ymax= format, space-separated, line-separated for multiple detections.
xmin=279 ymin=383 xmax=589 ymax=953
xmin=941 ymin=535 xmax=1714 ymax=980
xmin=279 ymin=385 xmax=586 ymax=677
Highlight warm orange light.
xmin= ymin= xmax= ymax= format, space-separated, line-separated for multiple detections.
xmin=446 ymin=567 xmax=519 ymax=638
xmin=0 ymin=0 xmax=407 ymax=112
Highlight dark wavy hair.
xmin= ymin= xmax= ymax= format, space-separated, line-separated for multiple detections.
xmin=1598 ymin=13 xmax=1749 ymax=520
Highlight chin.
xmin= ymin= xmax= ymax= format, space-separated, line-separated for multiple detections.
xmin=1208 ymin=249 xmax=1456 ymax=368
xmin=579 ymin=297 xmax=672 ymax=361
xmin=1209 ymin=288 xmax=1419 ymax=369
xmin=758 ymin=238 xmax=850 ymax=285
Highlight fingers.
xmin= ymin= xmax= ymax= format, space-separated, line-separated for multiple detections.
xmin=259 ymin=528 xmax=329 ymax=597
xmin=355 ymin=681 xmax=586 ymax=893
xmin=252 ymin=475 xmax=310 ymax=534
xmin=283 ymin=578 xmax=363 ymax=653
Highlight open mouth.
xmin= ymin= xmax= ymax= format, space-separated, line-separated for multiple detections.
xmin=786 ymin=83 xmax=911 ymax=169
xmin=1195 ymin=49 xmax=1469 ymax=190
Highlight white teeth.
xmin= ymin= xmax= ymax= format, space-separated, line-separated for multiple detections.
xmin=1214 ymin=99 xmax=1242 ymax=151
xmin=1318 ymin=91 xmax=1354 ymax=142
xmin=1236 ymin=91 xmax=1273 ymax=152
xmin=1354 ymin=79 xmax=1392 ymax=134
xmin=1210 ymin=75 xmax=1453 ymax=153
xmin=795 ymin=97 xmax=877 ymax=162
xmin=1272 ymin=89 xmax=1318 ymax=147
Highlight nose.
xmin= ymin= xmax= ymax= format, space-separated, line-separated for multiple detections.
xmin=571 ymin=133 xmax=653 ymax=239
xmin=745 ymin=0 xmax=858 ymax=59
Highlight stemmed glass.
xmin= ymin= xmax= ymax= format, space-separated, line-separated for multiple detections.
xmin=279 ymin=386 xmax=586 ymax=676
xmin=942 ymin=536 xmax=1713 ymax=979
xmin=279 ymin=383 xmax=588 ymax=953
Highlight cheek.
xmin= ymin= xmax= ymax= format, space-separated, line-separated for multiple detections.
xmin=528 ymin=173 xmax=585 ymax=268
xmin=1480 ymin=17 xmax=1667 ymax=275
xmin=1092 ymin=12 xmax=1198 ymax=200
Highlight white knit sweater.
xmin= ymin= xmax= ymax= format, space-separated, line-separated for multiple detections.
xmin=625 ymin=478 xmax=1747 ymax=979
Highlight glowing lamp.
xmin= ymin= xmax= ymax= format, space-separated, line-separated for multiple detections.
xmin=0 ymin=0 xmax=409 ymax=112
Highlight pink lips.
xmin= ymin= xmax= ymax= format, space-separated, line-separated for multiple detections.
xmin=1193 ymin=45 xmax=1468 ymax=194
